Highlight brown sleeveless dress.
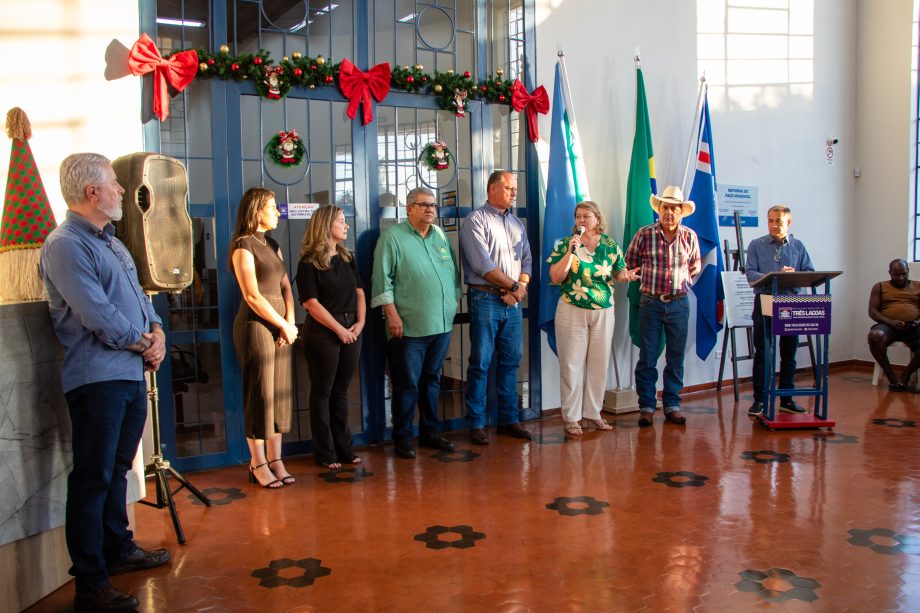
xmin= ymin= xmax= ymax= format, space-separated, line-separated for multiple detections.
xmin=232 ymin=234 xmax=293 ymax=438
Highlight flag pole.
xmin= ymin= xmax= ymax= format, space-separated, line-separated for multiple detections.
xmin=680 ymin=74 xmax=707 ymax=194
xmin=557 ymin=51 xmax=579 ymax=128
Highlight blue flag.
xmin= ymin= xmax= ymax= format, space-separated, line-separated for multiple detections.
xmin=538 ymin=62 xmax=589 ymax=354
xmin=684 ymin=91 xmax=724 ymax=360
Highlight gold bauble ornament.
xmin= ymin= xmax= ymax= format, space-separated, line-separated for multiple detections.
xmin=199 ymin=62 xmax=208 ymax=71
xmin=434 ymin=84 xmax=443 ymax=93
xmin=309 ymin=84 xmax=315 ymax=89
xmin=496 ymin=68 xmax=504 ymax=76
xmin=316 ymin=55 xmax=326 ymax=66
xmin=282 ymin=56 xmax=289 ymax=62
xmin=292 ymin=51 xmax=302 ymax=59
xmin=415 ymin=64 xmax=423 ymax=70
xmin=219 ymin=44 xmax=230 ymax=54
xmin=447 ymin=69 xmax=454 ymax=74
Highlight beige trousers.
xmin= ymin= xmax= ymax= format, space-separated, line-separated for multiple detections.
xmin=555 ymin=298 xmax=615 ymax=423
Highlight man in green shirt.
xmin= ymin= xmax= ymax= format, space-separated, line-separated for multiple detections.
xmin=371 ymin=187 xmax=462 ymax=459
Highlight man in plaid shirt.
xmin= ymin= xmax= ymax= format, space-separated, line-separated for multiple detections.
xmin=625 ymin=185 xmax=701 ymax=427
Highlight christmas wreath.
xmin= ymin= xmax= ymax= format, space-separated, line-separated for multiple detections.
xmin=265 ymin=130 xmax=305 ymax=166
xmin=421 ymin=141 xmax=451 ymax=171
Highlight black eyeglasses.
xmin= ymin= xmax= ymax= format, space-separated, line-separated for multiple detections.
xmin=410 ymin=202 xmax=438 ymax=209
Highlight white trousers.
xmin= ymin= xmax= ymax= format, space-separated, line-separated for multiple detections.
xmin=555 ymin=298 xmax=615 ymax=422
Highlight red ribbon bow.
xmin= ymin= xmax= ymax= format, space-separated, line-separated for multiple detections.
xmin=127 ymin=33 xmax=198 ymax=121
xmin=338 ymin=59 xmax=391 ymax=125
xmin=510 ymin=80 xmax=550 ymax=143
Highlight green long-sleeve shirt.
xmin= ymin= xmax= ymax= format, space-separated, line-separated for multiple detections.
xmin=371 ymin=221 xmax=461 ymax=337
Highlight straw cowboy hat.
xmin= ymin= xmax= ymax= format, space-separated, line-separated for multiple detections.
xmin=650 ymin=185 xmax=695 ymax=216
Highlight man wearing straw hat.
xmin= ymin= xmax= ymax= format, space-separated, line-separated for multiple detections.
xmin=625 ymin=185 xmax=701 ymax=427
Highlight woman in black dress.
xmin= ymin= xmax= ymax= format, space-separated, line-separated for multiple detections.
xmin=296 ymin=205 xmax=365 ymax=469
xmin=230 ymin=187 xmax=298 ymax=488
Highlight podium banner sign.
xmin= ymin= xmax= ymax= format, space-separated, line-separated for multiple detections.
xmin=772 ymin=295 xmax=831 ymax=335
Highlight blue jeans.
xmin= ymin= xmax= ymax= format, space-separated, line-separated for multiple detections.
xmin=635 ymin=295 xmax=690 ymax=412
xmin=64 ymin=379 xmax=148 ymax=592
xmin=388 ymin=331 xmax=452 ymax=442
xmin=465 ymin=289 xmax=523 ymax=428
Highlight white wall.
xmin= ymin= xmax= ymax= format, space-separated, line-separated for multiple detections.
xmin=852 ymin=0 xmax=916 ymax=364
xmin=0 ymin=0 xmax=143 ymax=223
xmin=534 ymin=0 xmax=870 ymax=408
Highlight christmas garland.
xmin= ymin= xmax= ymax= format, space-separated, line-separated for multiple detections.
xmin=265 ymin=130 xmax=305 ymax=166
xmin=184 ymin=46 xmax=515 ymax=114
xmin=421 ymin=141 xmax=451 ymax=171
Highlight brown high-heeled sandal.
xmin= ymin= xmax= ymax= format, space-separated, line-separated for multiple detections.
xmin=249 ymin=462 xmax=283 ymax=488
xmin=589 ymin=418 xmax=613 ymax=431
xmin=564 ymin=422 xmax=584 ymax=436
xmin=267 ymin=459 xmax=295 ymax=485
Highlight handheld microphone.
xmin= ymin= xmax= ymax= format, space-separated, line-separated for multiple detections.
xmin=571 ymin=226 xmax=585 ymax=253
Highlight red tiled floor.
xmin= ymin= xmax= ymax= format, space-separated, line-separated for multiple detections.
xmin=27 ymin=368 xmax=920 ymax=612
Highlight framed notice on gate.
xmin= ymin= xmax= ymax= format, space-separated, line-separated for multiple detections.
xmin=771 ymin=295 xmax=832 ymax=335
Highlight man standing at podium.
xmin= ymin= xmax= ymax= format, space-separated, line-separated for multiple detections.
xmin=745 ymin=205 xmax=814 ymax=416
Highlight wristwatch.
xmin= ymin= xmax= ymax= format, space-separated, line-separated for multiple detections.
xmin=510 ymin=281 xmax=520 ymax=293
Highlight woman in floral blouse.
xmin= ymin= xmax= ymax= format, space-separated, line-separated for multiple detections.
xmin=548 ymin=201 xmax=639 ymax=436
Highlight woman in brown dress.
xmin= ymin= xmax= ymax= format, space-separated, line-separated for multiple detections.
xmin=230 ymin=188 xmax=298 ymax=488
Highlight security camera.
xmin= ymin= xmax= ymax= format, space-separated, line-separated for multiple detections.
xmin=826 ymin=137 xmax=839 ymax=146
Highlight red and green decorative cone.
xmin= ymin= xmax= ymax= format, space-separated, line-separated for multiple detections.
xmin=0 ymin=107 xmax=57 ymax=301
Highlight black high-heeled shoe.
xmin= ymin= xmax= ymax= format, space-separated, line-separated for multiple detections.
xmin=249 ymin=462 xmax=283 ymax=488
xmin=267 ymin=459 xmax=295 ymax=485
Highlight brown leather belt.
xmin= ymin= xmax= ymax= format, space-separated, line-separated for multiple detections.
xmin=644 ymin=292 xmax=687 ymax=303
xmin=469 ymin=284 xmax=506 ymax=296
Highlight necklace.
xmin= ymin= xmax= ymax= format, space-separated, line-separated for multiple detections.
xmin=251 ymin=233 xmax=267 ymax=246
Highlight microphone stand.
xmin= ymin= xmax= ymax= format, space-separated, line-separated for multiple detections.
xmin=138 ymin=291 xmax=210 ymax=544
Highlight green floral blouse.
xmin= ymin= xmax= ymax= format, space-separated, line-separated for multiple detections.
xmin=547 ymin=233 xmax=626 ymax=309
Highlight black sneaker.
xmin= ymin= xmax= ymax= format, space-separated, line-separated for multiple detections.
xmin=779 ymin=400 xmax=807 ymax=414
xmin=747 ymin=401 xmax=764 ymax=416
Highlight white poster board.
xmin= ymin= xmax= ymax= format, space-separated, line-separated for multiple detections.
xmin=721 ymin=271 xmax=755 ymax=327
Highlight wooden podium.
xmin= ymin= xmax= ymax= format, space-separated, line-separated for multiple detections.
xmin=751 ymin=270 xmax=841 ymax=429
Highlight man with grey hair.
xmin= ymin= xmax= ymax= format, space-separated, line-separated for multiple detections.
xmin=41 ymin=153 xmax=171 ymax=612
xmin=372 ymin=186 xmax=461 ymax=458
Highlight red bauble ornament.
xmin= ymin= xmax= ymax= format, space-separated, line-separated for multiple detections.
xmin=325 ymin=75 xmax=333 ymax=83
xmin=208 ymin=58 xmax=215 ymax=65
xmin=231 ymin=63 xmax=240 ymax=71
xmin=421 ymin=76 xmax=427 ymax=82
xmin=253 ymin=56 xmax=263 ymax=65
xmin=480 ymin=85 xmax=487 ymax=92
xmin=499 ymin=95 xmax=506 ymax=102
xmin=312 ymin=65 xmax=317 ymax=70
xmin=406 ymin=75 xmax=415 ymax=83
xmin=293 ymin=68 xmax=303 ymax=76
xmin=463 ymin=71 xmax=471 ymax=78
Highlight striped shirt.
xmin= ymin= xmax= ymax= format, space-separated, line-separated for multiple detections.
xmin=41 ymin=211 xmax=161 ymax=393
xmin=625 ymin=222 xmax=701 ymax=297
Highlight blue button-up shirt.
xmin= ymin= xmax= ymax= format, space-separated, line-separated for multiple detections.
xmin=41 ymin=211 xmax=162 ymax=392
xmin=745 ymin=233 xmax=814 ymax=295
xmin=459 ymin=203 xmax=532 ymax=285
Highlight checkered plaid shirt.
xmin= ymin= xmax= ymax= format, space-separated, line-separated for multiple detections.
xmin=625 ymin=223 xmax=701 ymax=297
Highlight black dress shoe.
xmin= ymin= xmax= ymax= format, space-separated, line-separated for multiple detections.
xmin=419 ymin=434 xmax=455 ymax=451
xmin=496 ymin=423 xmax=532 ymax=440
xmin=74 ymin=584 xmax=139 ymax=612
xmin=779 ymin=400 xmax=807 ymax=414
xmin=470 ymin=428 xmax=490 ymax=445
xmin=664 ymin=410 xmax=687 ymax=425
xmin=395 ymin=440 xmax=417 ymax=458
xmin=107 ymin=547 xmax=170 ymax=576
xmin=747 ymin=401 xmax=764 ymax=416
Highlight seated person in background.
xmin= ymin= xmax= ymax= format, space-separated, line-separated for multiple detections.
xmin=868 ymin=258 xmax=920 ymax=391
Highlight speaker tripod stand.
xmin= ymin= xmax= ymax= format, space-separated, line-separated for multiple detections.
xmin=139 ymin=368 xmax=210 ymax=544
